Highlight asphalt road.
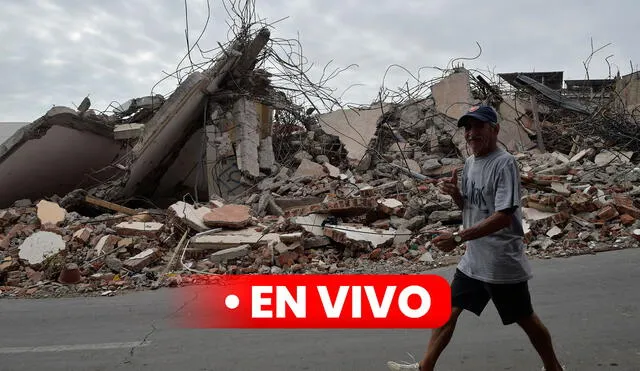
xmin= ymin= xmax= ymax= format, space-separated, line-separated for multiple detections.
xmin=1 ymin=249 xmax=639 ymax=371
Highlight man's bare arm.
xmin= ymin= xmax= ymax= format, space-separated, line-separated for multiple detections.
xmin=458 ymin=209 xmax=514 ymax=242
xmin=450 ymin=191 xmax=464 ymax=210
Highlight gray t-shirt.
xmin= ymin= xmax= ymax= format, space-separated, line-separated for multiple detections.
xmin=456 ymin=148 xmax=533 ymax=284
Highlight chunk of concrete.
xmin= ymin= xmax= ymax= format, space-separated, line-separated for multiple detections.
xmin=317 ymin=105 xmax=388 ymax=163
xmin=550 ymin=182 xmax=571 ymax=196
xmin=190 ymin=228 xmax=280 ymax=251
xmin=115 ymin=221 xmax=164 ymax=238
xmin=406 ymin=159 xmax=422 ymax=174
xmin=18 ymin=231 xmax=65 ymax=264
xmin=72 ymin=227 xmax=92 ymax=244
xmin=233 ymin=97 xmax=260 ymax=177
xmin=209 ymin=244 xmax=250 ymax=264
xmin=169 ymin=201 xmax=211 ymax=232
xmin=432 ymin=70 xmax=473 ymax=120
xmin=422 ymin=158 xmax=442 ymax=171
xmin=279 ymin=232 xmax=303 ymax=244
xmin=292 ymin=213 xmax=327 ymax=236
xmin=36 ymin=200 xmax=66 ymax=226
xmin=114 ymin=123 xmax=145 ymax=140
xmin=119 ymin=72 xmax=209 ymax=199
xmin=523 ymin=207 xmax=558 ymax=221
xmin=419 ymin=251 xmax=434 ymax=263
xmin=293 ymin=159 xmax=326 ymax=179
xmin=428 ymin=210 xmax=462 ymax=223
xmin=323 ymin=162 xmax=341 ymax=178
xmin=324 ymin=224 xmax=396 ymax=249
xmin=123 ymin=248 xmax=159 ymax=272
xmin=594 ymin=150 xmax=633 ymax=166
xmin=546 ymin=226 xmax=563 ymax=238
xmin=378 ymin=198 xmax=404 ymax=216
xmin=94 ymin=235 xmax=121 ymax=255
xmin=203 ymin=204 xmax=252 ymax=229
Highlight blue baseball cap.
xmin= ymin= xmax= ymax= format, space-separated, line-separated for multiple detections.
xmin=457 ymin=105 xmax=498 ymax=127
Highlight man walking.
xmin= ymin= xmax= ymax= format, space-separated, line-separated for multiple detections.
xmin=387 ymin=105 xmax=565 ymax=371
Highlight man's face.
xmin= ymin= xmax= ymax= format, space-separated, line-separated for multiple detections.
xmin=463 ymin=119 xmax=498 ymax=156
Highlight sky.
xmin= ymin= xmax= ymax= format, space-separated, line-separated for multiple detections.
xmin=0 ymin=0 xmax=638 ymax=126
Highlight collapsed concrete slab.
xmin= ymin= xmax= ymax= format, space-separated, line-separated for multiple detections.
xmin=203 ymin=204 xmax=252 ymax=229
xmin=497 ymin=97 xmax=538 ymax=153
xmin=189 ymin=228 xmax=281 ymax=251
xmin=117 ymin=72 xmax=211 ymax=200
xmin=430 ymin=69 xmax=537 ymax=157
xmin=324 ymin=224 xmax=396 ymax=249
xmin=317 ymin=105 xmax=389 ymax=165
xmin=0 ymin=107 xmax=123 ymax=208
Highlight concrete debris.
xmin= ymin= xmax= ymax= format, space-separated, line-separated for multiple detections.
xmin=18 ymin=231 xmax=66 ymax=265
xmin=123 ymin=248 xmax=160 ymax=272
xmin=113 ymin=123 xmax=145 ymax=140
xmin=2 ymin=24 xmax=640 ymax=299
xmin=324 ymin=224 xmax=396 ymax=250
xmin=202 ymin=204 xmax=252 ymax=229
xmin=168 ymin=201 xmax=211 ymax=232
xmin=114 ymin=221 xmax=164 ymax=238
xmin=209 ymin=244 xmax=250 ymax=264
xmin=36 ymin=200 xmax=66 ymax=226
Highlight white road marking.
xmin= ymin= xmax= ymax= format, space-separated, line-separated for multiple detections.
xmin=0 ymin=341 xmax=151 ymax=354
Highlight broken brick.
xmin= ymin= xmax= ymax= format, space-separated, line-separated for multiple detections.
xmin=277 ymin=251 xmax=298 ymax=268
xmin=94 ymin=235 xmax=121 ymax=255
xmin=369 ymin=248 xmax=382 ymax=260
xmin=568 ymin=191 xmax=597 ymax=213
xmin=72 ymin=227 xmax=92 ymax=244
xmin=597 ymin=205 xmax=619 ymax=221
xmin=378 ymin=198 xmax=405 ymax=216
xmin=612 ymin=194 xmax=640 ymax=219
xmin=619 ymin=214 xmax=636 ymax=226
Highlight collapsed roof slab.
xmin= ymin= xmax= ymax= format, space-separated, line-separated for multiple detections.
xmin=499 ymin=71 xmax=564 ymax=91
xmin=431 ymin=69 xmax=538 ymax=156
xmin=497 ymin=97 xmax=537 ymax=153
xmin=430 ymin=70 xmax=474 ymax=157
xmin=119 ymin=71 xmax=210 ymax=199
xmin=317 ymin=105 xmax=390 ymax=165
xmin=432 ymin=70 xmax=475 ymax=120
xmin=0 ymin=107 xmax=123 ymax=208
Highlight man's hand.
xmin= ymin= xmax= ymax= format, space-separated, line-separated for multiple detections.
xmin=430 ymin=231 xmax=458 ymax=253
xmin=438 ymin=169 xmax=460 ymax=197
xmin=437 ymin=168 xmax=464 ymax=210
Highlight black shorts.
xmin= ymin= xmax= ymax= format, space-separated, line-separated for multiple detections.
xmin=451 ymin=269 xmax=533 ymax=325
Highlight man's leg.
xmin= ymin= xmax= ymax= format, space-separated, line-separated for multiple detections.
xmin=418 ymin=306 xmax=463 ymax=371
xmin=387 ymin=269 xmax=490 ymax=371
xmin=489 ymin=281 xmax=564 ymax=371
xmin=517 ymin=313 xmax=563 ymax=371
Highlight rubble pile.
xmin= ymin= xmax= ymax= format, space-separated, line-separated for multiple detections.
xmin=3 ymin=140 xmax=639 ymax=299
xmin=517 ymin=149 xmax=640 ymax=254
xmin=0 ymin=198 xmax=173 ymax=298
xmin=2 ymin=20 xmax=640 ymax=298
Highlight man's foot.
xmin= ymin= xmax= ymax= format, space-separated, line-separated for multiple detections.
xmin=386 ymin=360 xmax=421 ymax=370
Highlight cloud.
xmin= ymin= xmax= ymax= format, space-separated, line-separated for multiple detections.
xmin=0 ymin=0 xmax=638 ymax=124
